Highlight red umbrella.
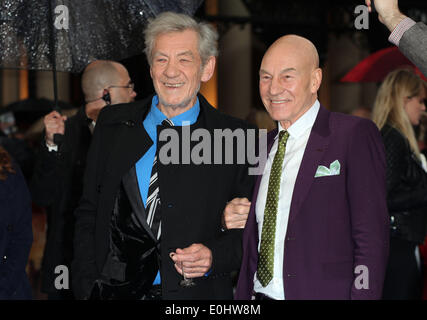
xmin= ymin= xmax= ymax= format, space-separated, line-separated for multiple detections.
xmin=341 ymin=46 xmax=427 ymax=82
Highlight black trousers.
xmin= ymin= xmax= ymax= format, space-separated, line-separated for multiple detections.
xmin=382 ymin=237 xmax=423 ymax=300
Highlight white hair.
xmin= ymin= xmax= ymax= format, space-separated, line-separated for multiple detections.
xmin=144 ymin=11 xmax=218 ymax=66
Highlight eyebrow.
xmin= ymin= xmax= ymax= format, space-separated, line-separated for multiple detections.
xmin=259 ymin=67 xmax=297 ymax=75
xmin=177 ymin=51 xmax=194 ymax=58
xmin=153 ymin=51 xmax=194 ymax=58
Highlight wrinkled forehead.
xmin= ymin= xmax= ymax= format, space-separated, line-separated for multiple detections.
xmin=153 ymin=30 xmax=199 ymax=53
xmin=260 ymin=48 xmax=305 ymax=74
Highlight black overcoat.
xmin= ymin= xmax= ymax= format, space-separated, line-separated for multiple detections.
xmin=30 ymin=107 xmax=91 ymax=296
xmin=72 ymin=94 xmax=256 ymax=299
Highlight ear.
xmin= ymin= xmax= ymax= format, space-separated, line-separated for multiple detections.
xmin=311 ymin=68 xmax=322 ymax=93
xmin=201 ymin=56 xmax=216 ymax=83
xmin=150 ymin=67 xmax=153 ymax=79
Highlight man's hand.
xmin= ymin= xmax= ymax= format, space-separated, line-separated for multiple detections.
xmin=44 ymin=111 xmax=67 ymax=146
xmin=365 ymin=0 xmax=407 ymax=31
xmin=222 ymin=197 xmax=251 ymax=230
xmin=170 ymin=244 xmax=212 ymax=278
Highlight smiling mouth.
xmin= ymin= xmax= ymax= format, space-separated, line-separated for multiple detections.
xmin=163 ymin=82 xmax=184 ymax=88
xmin=271 ymin=99 xmax=291 ymax=104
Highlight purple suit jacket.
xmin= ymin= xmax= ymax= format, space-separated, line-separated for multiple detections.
xmin=235 ymin=106 xmax=389 ymax=300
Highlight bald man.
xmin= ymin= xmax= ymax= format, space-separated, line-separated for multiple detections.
xmin=234 ymin=35 xmax=389 ymax=300
xmin=30 ymin=60 xmax=136 ymax=299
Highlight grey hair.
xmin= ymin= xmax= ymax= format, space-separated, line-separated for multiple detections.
xmin=144 ymin=11 xmax=218 ymax=67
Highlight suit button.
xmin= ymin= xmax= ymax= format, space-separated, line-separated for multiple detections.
xmin=97 ymin=185 xmax=101 ymax=193
xmin=167 ymin=204 xmax=173 ymax=208
xmin=3 ymin=256 xmax=7 ymax=261
xmin=7 ymin=225 xmax=13 ymax=232
xmin=287 ymin=274 xmax=295 ymax=277
xmin=286 ymin=237 xmax=295 ymax=241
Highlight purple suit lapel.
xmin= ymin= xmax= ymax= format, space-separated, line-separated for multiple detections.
xmin=288 ymin=105 xmax=331 ymax=223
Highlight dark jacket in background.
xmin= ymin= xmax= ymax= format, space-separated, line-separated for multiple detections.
xmin=0 ymin=131 xmax=35 ymax=181
xmin=30 ymin=106 xmax=92 ymax=297
xmin=381 ymin=124 xmax=427 ymax=300
xmin=382 ymin=124 xmax=427 ymax=243
xmin=0 ymin=163 xmax=33 ymax=300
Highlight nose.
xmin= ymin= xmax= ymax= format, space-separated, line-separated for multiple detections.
xmin=164 ymin=60 xmax=180 ymax=78
xmin=269 ymin=77 xmax=284 ymax=96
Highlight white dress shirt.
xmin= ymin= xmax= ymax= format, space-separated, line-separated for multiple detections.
xmin=253 ymin=100 xmax=320 ymax=300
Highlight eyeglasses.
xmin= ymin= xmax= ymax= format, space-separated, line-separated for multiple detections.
xmin=108 ymin=81 xmax=134 ymax=90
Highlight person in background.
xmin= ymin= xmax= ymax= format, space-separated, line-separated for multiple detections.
xmin=372 ymin=68 xmax=427 ymax=300
xmin=0 ymin=111 xmax=35 ymax=180
xmin=30 ymin=60 xmax=136 ymax=299
xmin=366 ymin=0 xmax=427 ymax=78
xmin=0 ymin=146 xmax=33 ymax=299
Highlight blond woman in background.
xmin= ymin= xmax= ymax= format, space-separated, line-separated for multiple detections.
xmin=372 ymin=68 xmax=427 ymax=299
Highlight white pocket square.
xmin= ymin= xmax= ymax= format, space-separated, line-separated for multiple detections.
xmin=314 ymin=160 xmax=341 ymax=178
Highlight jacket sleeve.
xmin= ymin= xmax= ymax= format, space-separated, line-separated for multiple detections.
xmin=0 ymin=166 xmax=33 ymax=299
xmin=383 ymin=128 xmax=427 ymax=212
xmin=71 ymin=126 xmax=101 ymax=299
xmin=203 ymin=126 xmax=257 ymax=274
xmin=383 ymin=127 xmax=407 ymax=197
xmin=388 ymin=184 xmax=427 ymax=212
xmin=399 ymin=22 xmax=427 ymax=78
xmin=29 ymin=138 xmax=63 ymax=207
xmin=346 ymin=120 xmax=389 ymax=300
xmin=204 ymin=167 xmax=255 ymax=274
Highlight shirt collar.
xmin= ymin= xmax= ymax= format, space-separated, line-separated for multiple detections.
xmin=147 ymin=95 xmax=200 ymax=127
xmin=276 ymin=100 xmax=320 ymax=140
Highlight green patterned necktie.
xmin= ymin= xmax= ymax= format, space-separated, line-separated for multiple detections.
xmin=257 ymin=130 xmax=290 ymax=287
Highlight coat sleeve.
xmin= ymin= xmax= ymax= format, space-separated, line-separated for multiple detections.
xmin=345 ymin=120 xmax=389 ymax=300
xmin=29 ymin=139 xmax=63 ymax=207
xmin=29 ymin=115 xmax=76 ymax=207
xmin=382 ymin=127 xmax=407 ymax=198
xmin=71 ymin=125 xmax=101 ymax=300
xmin=399 ymin=22 xmax=427 ymax=78
xmin=203 ymin=126 xmax=257 ymax=274
xmin=383 ymin=129 xmax=427 ymax=212
xmin=0 ymin=166 xmax=33 ymax=299
xmin=204 ymin=166 xmax=255 ymax=274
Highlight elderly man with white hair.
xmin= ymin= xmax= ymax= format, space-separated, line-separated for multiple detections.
xmin=72 ymin=12 xmax=255 ymax=300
